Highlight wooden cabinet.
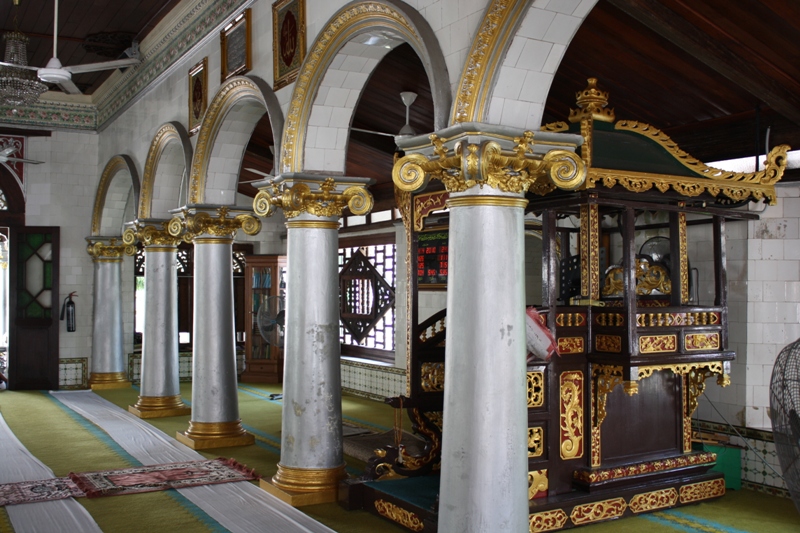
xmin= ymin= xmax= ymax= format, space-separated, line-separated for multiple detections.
xmin=241 ymin=255 xmax=286 ymax=383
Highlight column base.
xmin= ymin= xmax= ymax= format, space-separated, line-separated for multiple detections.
xmin=128 ymin=395 xmax=191 ymax=418
xmin=261 ymin=464 xmax=347 ymax=506
xmin=175 ymin=420 xmax=254 ymax=450
xmin=89 ymin=372 xmax=131 ymax=390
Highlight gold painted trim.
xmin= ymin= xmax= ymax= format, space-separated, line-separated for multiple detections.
xmin=188 ymin=77 xmax=267 ymax=204
xmin=281 ymin=3 xmax=419 ymax=173
xmin=272 ymin=463 xmax=347 ymax=493
xmin=374 ymin=499 xmax=424 ymax=532
xmin=639 ymin=334 xmax=677 ymax=354
xmin=451 ymin=0 xmax=528 ymax=123
xmin=92 ymin=257 xmax=123 ymax=263
xmin=193 ymin=237 xmax=234 ymax=245
xmin=91 ymin=155 xmax=133 ymax=236
xmin=529 ymin=509 xmax=568 ymax=533
xmin=629 ymin=488 xmax=679 ymax=513
xmin=144 ymin=246 xmax=178 ymax=253
xmin=580 ymin=205 xmax=600 ymax=299
xmin=528 ymin=469 xmax=548 ymax=500
xmin=560 ymin=371 xmax=584 ymax=460
xmin=139 ymin=123 xmax=184 ymax=219
xmin=528 ymin=427 xmax=544 ymax=458
xmin=285 ymin=220 xmax=340 ymax=230
xmin=445 ymin=195 xmax=528 ymax=208
xmin=527 ymin=371 xmax=544 ymax=408
xmin=678 ymin=212 xmax=689 ymax=303
xmin=89 ymin=372 xmax=128 ymax=384
xmin=570 ymin=498 xmax=627 ymax=525
xmin=679 ymin=478 xmax=725 ymax=503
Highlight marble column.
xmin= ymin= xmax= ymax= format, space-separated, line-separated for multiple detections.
xmin=392 ymin=125 xmax=586 ymax=532
xmin=86 ymin=238 xmax=131 ymax=389
xmin=169 ymin=206 xmax=261 ymax=449
xmin=253 ymin=173 xmax=374 ymax=506
xmin=124 ymin=221 xmax=190 ymax=418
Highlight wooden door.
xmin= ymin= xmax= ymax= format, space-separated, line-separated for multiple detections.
xmin=8 ymin=226 xmax=59 ymax=390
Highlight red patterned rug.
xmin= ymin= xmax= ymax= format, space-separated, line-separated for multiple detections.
xmin=0 ymin=458 xmax=258 ymax=506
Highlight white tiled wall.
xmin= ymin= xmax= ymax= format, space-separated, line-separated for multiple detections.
xmin=341 ymin=358 xmax=407 ymax=401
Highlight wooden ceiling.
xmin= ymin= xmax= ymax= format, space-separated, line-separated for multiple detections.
xmin=4 ymin=0 xmax=798 ymax=203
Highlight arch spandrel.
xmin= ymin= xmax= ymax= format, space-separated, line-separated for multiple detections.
xmin=452 ymin=0 xmax=597 ymax=128
xmin=91 ymin=155 xmax=140 ymax=237
xmin=280 ymin=0 xmax=450 ymax=174
xmin=188 ymin=76 xmax=283 ymax=205
xmin=139 ymin=122 xmax=192 ymax=220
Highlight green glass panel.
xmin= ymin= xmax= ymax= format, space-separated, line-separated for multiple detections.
xmin=26 ymin=300 xmax=44 ymax=319
xmin=44 ymin=261 xmax=52 ymax=289
xmin=26 ymin=233 xmax=44 ymax=249
xmin=17 ymin=290 xmax=32 ymax=312
xmin=18 ymin=242 xmax=34 ymax=262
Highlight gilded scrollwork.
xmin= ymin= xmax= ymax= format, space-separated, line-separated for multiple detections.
xmin=528 ymin=427 xmax=544 ymax=458
xmin=528 ymin=470 xmax=548 ymax=500
xmin=602 ymin=258 xmax=671 ymax=298
xmin=639 ymin=334 xmax=677 ymax=354
xmin=678 ymin=212 xmax=689 ymax=303
xmin=569 ymin=498 xmax=627 ymax=525
xmin=527 ymin=371 xmax=544 ymax=408
xmin=253 ymin=178 xmax=373 ymax=219
xmin=168 ymin=206 xmax=261 ymax=241
xmin=560 ymin=371 xmax=584 ymax=460
xmin=374 ymin=500 xmax=424 ymax=532
xmin=629 ymin=488 xmax=678 ymax=513
xmin=420 ymin=362 xmax=444 ymax=392
xmin=392 ymin=133 xmax=586 ymax=195
xmin=679 ymin=478 xmax=725 ymax=503
xmin=593 ymin=365 xmax=623 ymax=429
xmin=86 ymin=238 xmax=127 ymax=260
xmin=122 ymin=221 xmax=182 ymax=254
xmin=529 ymin=509 xmax=568 ymax=533
xmin=579 ymin=204 xmax=600 ymax=299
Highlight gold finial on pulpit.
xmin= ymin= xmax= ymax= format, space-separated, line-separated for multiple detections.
xmin=569 ymin=78 xmax=615 ymax=123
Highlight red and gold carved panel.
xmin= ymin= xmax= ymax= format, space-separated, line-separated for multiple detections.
xmin=573 ymin=452 xmax=717 ymax=484
xmin=529 ymin=509 xmax=568 ymax=533
xmin=560 ymin=371 xmax=584 ymax=460
xmin=528 ymin=427 xmax=544 ymax=458
xmin=685 ymin=332 xmax=720 ymax=351
xmin=679 ymin=478 xmax=725 ymax=503
xmin=639 ymin=334 xmax=677 ymax=354
xmin=595 ymin=335 xmax=622 ymax=353
xmin=569 ymin=498 xmax=627 ymax=525
xmin=555 ymin=313 xmax=586 ymax=327
xmin=591 ymin=426 xmax=601 ymax=467
xmin=527 ymin=371 xmax=544 ymax=408
xmin=637 ymin=311 xmax=721 ymax=327
xmin=558 ymin=337 xmax=584 ymax=355
xmin=630 ymin=488 xmax=678 ymax=513
xmin=528 ymin=469 xmax=548 ymax=500
xmin=595 ymin=313 xmax=624 ymax=326
xmin=413 ymin=191 xmax=449 ymax=232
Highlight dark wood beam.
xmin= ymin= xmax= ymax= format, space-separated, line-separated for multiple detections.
xmin=606 ymin=0 xmax=800 ymax=126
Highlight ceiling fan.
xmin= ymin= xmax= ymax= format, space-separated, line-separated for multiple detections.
xmin=351 ymin=91 xmax=418 ymax=138
xmin=0 ymin=145 xmax=43 ymax=165
xmin=0 ymin=0 xmax=141 ymax=95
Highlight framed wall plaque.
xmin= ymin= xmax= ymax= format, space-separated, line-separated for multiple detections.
xmin=188 ymin=57 xmax=208 ymax=135
xmin=221 ymin=8 xmax=252 ymax=82
xmin=272 ymin=0 xmax=305 ymax=90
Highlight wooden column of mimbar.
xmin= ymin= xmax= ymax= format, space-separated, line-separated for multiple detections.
xmin=122 ymin=220 xmax=190 ymax=418
xmin=86 ymin=237 xmax=131 ymax=390
xmin=167 ymin=206 xmax=261 ymax=449
xmin=252 ymin=173 xmax=374 ymax=506
xmin=393 ymin=124 xmax=586 ymax=533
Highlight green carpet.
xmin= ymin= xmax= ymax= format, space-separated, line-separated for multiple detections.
xmin=1 ymin=384 xmax=798 ymax=533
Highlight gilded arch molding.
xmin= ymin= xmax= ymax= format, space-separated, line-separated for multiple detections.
xmin=188 ymin=76 xmax=283 ymax=205
xmin=280 ymin=1 xmax=450 ymax=173
xmin=138 ymin=121 xmax=192 ymax=219
xmin=91 ymin=154 xmax=140 ymax=236
xmin=451 ymin=0 xmax=533 ymax=124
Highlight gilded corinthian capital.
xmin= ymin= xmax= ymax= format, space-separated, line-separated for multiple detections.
xmin=122 ymin=219 xmax=182 ymax=254
xmin=86 ymin=237 xmax=128 ymax=260
xmin=167 ymin=206 xmax=261 ymax=242
xmin=392 ymin=123 xmax=587 ymax=195
xmin=252 ymin=173 xmax=375 ymax=219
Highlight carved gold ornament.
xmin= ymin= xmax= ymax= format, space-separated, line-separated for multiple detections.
xmin=122 ymin=221 xmax=181 ymax=254
xmin=558 ymin=337 xmax=584 ymax=354
xmin=253 ymin=178 xmax=373 ymax=219
xmin=595 ymin=335 xmax=622 ymax=353
xmin=580 ymin=204 xmax=600 ymax=299
xmin=685 ymin=333 xmax=720 ymax=351
xmin=374 ymin=500 xmax=423 ymax=531
xmin=574 ymin=452 xmax=717 ymax=485
xmin=420 ymin=362 xmax=444 ymax=392
xmin=528 ymin=470 xmax=548 ymax=500
xmin=679 ymin=478 xmax=725 ymax=503
xmin=629 ymin=488 xmax=678 ymax=513
xmin=529 ymin=509 xmax=568 ymax=533
xmin=569 ymin=498 xmax=627 ymax=525
xmin=168 ymin=206 xmax=261 ymax=242
xmin=678 ymin=212 xmax=689 ymax=303
xmin=569 ymin=78 xmax=615 ymax=124
xmin=560 ymin=371 xmax=584 ymax=460
xmin=398 ymin=408 xmax=441 ymax=470
xmin=527 ymin=371 xmax=544 ymax=408
xmin=639 ymin=334 xmax=677 ymax=354
xmin=602 ymin=258 xmax=671 ymax=298
xmin=392 ymin=132 xmax=586 ymax=194
xmin=86 ymin=239 xmax=127 ymax=260
xmin=528 ymin=427 xmax=544 ymax=458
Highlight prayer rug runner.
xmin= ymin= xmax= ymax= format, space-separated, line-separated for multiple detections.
xmin=0 ymin=458 xmax=258 ymax=506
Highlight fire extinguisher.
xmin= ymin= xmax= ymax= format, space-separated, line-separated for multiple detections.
xmin=60 ymin=292 xmax=77 ymax=332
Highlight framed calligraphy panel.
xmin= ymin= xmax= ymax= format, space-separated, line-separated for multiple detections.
xmin=220 ymin=9 xmax=252 ymax=82
xmin=188 ymin=57 xmax=207 ymax=135
xmin=272 ymin=0 xmax=305 ymax=90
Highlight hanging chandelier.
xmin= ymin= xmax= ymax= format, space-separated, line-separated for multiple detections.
xmin=0 ymin=1 xmax=48 ymax=108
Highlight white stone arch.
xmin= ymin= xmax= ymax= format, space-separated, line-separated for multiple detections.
xmin=453 ymin=0 xmax=597 ymax=129
xmin=91 ymin=155 xmax=140 ymax=237
xmin=138 ymin=122 xmax=193 ymax=220
xmin=280 ymin=0 xmax=450 ymax=174
xmin=187 ymin=76 xmax=284 ymax=205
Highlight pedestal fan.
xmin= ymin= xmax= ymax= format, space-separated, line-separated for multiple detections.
xmin=257 ymin=296 xmax=285 ymax=349
xmin=769 ymin=339 xmax=800 ymax=513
